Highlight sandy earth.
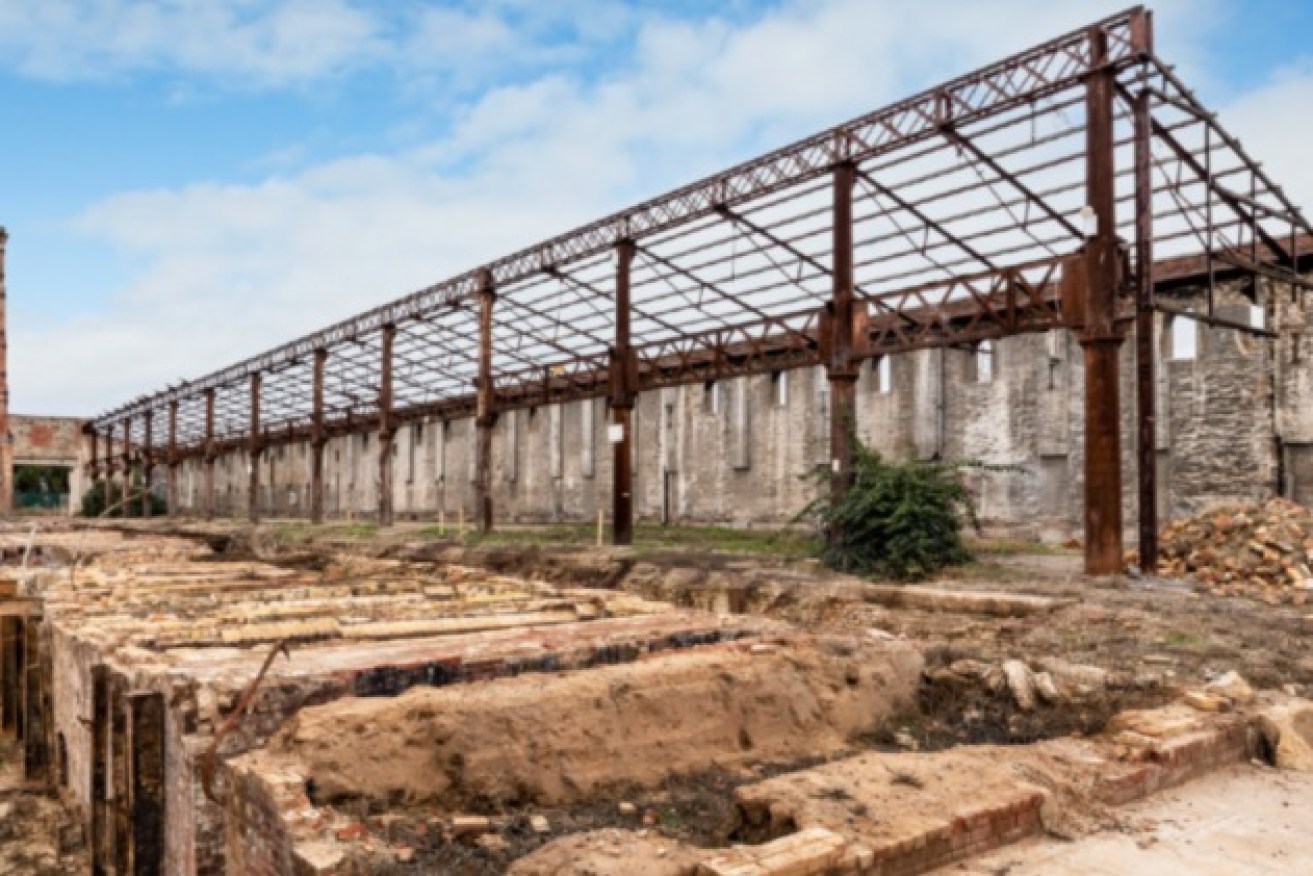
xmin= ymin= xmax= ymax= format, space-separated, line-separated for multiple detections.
xmin=274 ymin=635 xmax=922 ymax=809
xmin=939 ymin=765 xmax=1313 ymax=875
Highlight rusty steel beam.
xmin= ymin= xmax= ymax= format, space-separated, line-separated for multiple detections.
xmin=612 ymin=240 xmax=636 ymax=546
xmin=145 ymin=261 xmax=1076 ymax=466
xmin=827 ymin=162 xmax=858 ymax=545
xmin=92 ymin=8 xmax=1153 ymax=430
xmin=475 ymin=270 xmax=496 ymax=533
xmin=378 ymin=324 xmax=396 ymax=527
xmin=944 ymin=128 xmax=1084 ymax=241
xmin=1149 ymin=111 xmax=1293 ymax=266
xmin=1081 ymin=23 xmax=1126 ymax=577
xmin=247 ymin=372 xmax=262 ymax=524
xmin=855 ymin=166 xmax=996 ymax=271
xmin=1134 ymin=88 xmax=1158 ymax=573
xmin=310 ymin=348 xmax=326 ymax=524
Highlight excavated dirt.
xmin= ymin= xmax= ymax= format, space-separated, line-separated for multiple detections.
xmin=273 ymin=635 xmax=922 ymax=810
xmin=506 ymin=829 xmax=703 ymax=876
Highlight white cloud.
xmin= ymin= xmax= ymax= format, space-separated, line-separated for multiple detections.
xmin=0 ymin=0 xmax=384 ymax=86
xmin=10 ymin=0 xmax=1305 ymax=416
xmin=1218 ymin=63 xmax=1313 ymax=213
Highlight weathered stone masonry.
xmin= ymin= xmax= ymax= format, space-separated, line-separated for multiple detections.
xmin=156 ymin=277 xmax=1313 ymax=537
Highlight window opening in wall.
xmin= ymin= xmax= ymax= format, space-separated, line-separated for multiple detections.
xmin=976 ymin=340 xmax=994 ymax=384
xmin=876 ymin=356 xmax=892 ymax=394
xmin=1169 ymin=315 xmax=1198 ymax=361
xmin=1046 ymin=330 xmax=1063 ymax=390
xmin=703 ymin=381 xmax=720 ymax=415
xmin=1249 ymin=304 xmax=1266 ymax=331
xmin=1046 ymin=329 xmax=1064 ymax=361
xmin=773 ymin=371 xmax=788 ymax=407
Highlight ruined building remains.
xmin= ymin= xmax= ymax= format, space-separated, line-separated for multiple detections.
xmin=85 ymin=8 xmax=1312 ymax=577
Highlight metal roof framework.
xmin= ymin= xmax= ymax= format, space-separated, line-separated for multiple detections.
xmin=91 ymin=7 xmax=1311 ymax=570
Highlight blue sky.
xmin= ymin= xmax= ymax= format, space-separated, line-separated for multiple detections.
xmin=3 ymin=0 xmax=1313 ymax=415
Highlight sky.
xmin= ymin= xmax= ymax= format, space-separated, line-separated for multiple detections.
xmin=3 ymin=0 xmax=1313 ymax=416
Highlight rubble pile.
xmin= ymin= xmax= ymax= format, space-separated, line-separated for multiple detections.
xmin=1155 ymin=499 xmax=1313 ymax=605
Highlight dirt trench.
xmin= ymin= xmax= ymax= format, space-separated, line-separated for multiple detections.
xmin=271 ymin=635 xmax=923 ymax=811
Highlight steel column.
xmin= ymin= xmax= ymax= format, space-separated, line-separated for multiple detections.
xmin=612 ymin=240 xmax=636 ymax=546
xmin=475 ymin=270 xmax=496 ymax=533
xmin=141 ymin=412 xmax=154 ymax=518
xmin=1081 ymin=25 xmax=1126 ymax=576
xmin=89 ymin=428 xmax=100 ymax=488
xmin=166 ymin=401 xmax=178 ymax=516
xmin=103 ymin=423 xmax=115 ymax=508
xmin=378 ymin=324 xmax=396 ymax=527
xmin=121 ymin=417 xmax=133 ymax=509
xmin=828 ymin=162 xmax=859 ymax=542
xmin=1133 ymin=88 xmax=1158 ymax=572
xmin=247 ymin=372 xmax=262 ymax=524
xmin=310 ymin=348 xmax=327 ymax=524
xmin=203 ymin=389 xmax=216 ymax=520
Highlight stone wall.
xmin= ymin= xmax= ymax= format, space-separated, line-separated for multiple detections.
xmin=157 ymin=278 xmax=1313 ymax=536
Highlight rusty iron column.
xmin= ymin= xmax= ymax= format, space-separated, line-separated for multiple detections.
xmin=0 ymin=227 xmax=11 ymax=515
xmin=166 ymin=401 xmax=178 ymax=516
xmin=827 ymin=162 xmax=859 ymax=543
xmin=247 ymin=372 xmax=262 ymax=524
xmin=141 ymin=412 xmax=154 ymax=518
xmin=378 ymin=325 xmax=396 ymax=527
xmin=475 ymin=270 xmax=497 ymax=533
xmin=310 ymin=348 xmax=327 ymax=524
xmin=103 ymin=423 xmax=115 ymax=510
xmin=611 ymin=240 xmax=637 ymax=546
xmin=121 ymin=417 xmax=133 ymax=512
xmin=89 ymin=428 xmax=101 ymax=493
xmin=203 ymin=389 xmax=216 ymax=520
xmin=1080 ymin=24 xmax=1126 ymax=576
xmin=1133 ymin=87 xmax=1158 ymax=573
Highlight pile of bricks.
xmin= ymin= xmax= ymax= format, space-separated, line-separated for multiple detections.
xmin=1153 ymin=498 xmax=1313 ymax=604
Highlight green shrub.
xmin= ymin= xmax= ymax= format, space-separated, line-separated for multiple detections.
xmin=80 ymin=479 xmax=166 ymax=518
xmin=801 ymin=439 xmax=980 ymax=581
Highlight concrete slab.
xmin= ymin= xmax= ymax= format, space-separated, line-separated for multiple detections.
xmin=940 ymin=766 xmax=1313 ymax=875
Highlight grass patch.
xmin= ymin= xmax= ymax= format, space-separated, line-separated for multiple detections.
xmin=1163 ymin=630 xmax=1208 ymax=650
xmin=268 ymin=521 xmax=379 ymax=544
xmin=457 ymin=523 xmax=817 ymax=559
xmin=967 ymin=537 xmax=1076 ymax=556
